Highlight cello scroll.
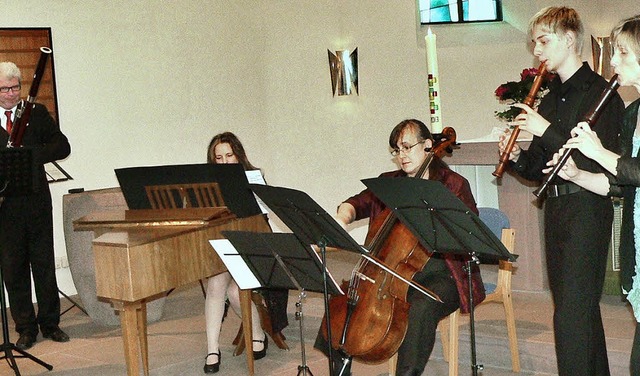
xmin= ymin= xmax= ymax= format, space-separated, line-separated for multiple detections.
xmin=431 ymin=127 xmax=457 ymax=157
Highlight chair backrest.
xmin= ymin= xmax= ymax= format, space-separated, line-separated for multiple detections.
xmin=478 ymin=207 xmax=510 ymax=239
xmin=478 ymin=207 xmax=515 ymax=293
xmin=145 ymin=182 xmax=225 ymax=209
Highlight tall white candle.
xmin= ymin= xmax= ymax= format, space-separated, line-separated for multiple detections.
xmin=425 ymin=28 xmax=443 ymax=133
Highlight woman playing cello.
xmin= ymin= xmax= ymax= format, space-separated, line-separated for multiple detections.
xmin=315 ymin=119 xmax=485 ymax=376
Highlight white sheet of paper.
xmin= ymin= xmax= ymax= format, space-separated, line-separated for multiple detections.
xmin=245 ymin=170 xmax=269 ymax=214
xmin=310 ymin=245 xmax=344 ymax=295
xmin=45 ymin=162 xmax=72 ymax=182
xmin=210 ymin=239 xmax=261 ymax=290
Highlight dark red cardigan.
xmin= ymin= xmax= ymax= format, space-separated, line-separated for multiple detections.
xmin=344 ymin=167 xmax=485 ymax=313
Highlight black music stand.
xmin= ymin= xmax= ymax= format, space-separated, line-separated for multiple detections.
xmin=0 ymin=148 xmax=41 ymax=197
xmin=362 ymin=177 xmax=517 ymax=376
xmin=248 ymin=184 xmax=441 ymax=376
xmin=212 ymin=231 xmax=342 ymax=376
xmin=42 ymin=164 xmax=83 ymax=317
xmin=115 ymin=163 xmax=261 ymax=217
xmin=0 ymin=148 xmax=53 ymax=374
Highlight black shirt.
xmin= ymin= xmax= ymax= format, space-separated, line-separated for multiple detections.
xmin=512 ymin=62 xmax=624 ymax=183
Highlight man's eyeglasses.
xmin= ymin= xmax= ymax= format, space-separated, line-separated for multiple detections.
xmin=0 ymin=85 xmax=21 ymax=93
xmin=390 ymin=140 xmax=424 ymax=156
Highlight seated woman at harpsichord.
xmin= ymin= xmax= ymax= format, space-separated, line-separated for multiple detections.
xmin=203 ymin=131 xmax=289 ymax=374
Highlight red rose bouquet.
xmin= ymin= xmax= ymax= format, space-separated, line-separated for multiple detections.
xmin=494 ymin=67 xmax=554 ymax=122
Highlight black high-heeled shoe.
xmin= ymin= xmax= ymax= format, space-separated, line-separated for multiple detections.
xmin=253 ymin=334 xmax=268 ymax=360
xmin=203 ymin=352 xmax=220 ymax=374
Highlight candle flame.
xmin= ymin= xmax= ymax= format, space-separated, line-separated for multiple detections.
xmin=427 ymin=27 xmax=433 ymax=36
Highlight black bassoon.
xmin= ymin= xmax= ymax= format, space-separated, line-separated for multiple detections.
xmin=7 ymin=47 xmax=52 ymax=148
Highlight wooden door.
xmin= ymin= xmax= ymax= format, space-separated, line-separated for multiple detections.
xmin=0 ymin=28 xmax=58 ymax=124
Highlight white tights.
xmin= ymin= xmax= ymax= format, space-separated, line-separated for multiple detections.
xmin=205 ymin=272 xmax=265 ymax=355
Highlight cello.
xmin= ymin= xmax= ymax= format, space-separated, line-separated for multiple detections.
xmin=321 ymin=127 xmax=458 ymax=363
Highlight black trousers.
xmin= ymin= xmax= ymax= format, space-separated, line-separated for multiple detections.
xmin=545 ymin=193 xmax=612 ymax=376
xmin=0 ymin=193 xmax=61 ymax=335
xmin=395 ymin=268 xmax=459 ymax=376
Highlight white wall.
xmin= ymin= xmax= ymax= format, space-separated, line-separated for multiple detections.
xmin=2 ymin=0 xmax=639 ymax=295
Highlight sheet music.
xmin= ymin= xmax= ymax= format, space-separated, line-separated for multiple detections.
xmin=210 ymin=239 xmax=261 ymax=289
xmin=310 ymin=245 xmax=345 ymax=295
xmin=45 ymin=161 xmax=72 ymax=183
xmin=245 ymin=170 xmax=268 ymax=214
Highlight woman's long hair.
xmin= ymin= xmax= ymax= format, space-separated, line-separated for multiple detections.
xmin=207 ymin=131 xmax=258 ymax=171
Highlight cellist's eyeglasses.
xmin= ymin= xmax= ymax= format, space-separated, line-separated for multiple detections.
xmin=0 ymin=85 xmax=21 ymax=93
xmin=391 ymin=140 xmax=423 ymax=156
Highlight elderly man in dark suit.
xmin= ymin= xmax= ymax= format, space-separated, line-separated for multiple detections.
xmin=0 ymin=60 xmax=71 ymax=350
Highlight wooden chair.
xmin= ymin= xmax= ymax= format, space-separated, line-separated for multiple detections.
xmin=435 ymin=308 xmax=461 ymax=376
xmin=231 ymin=291 xmax=290 ymax=354
xmin=484 ymin=231 xmax=520 ymax=371
xmin=144 ymin=182 xmax=226 ymax=297
xmin=476 ymin=207 xmax=520 ymax=373
xmin=433 ymin=228 xmax=519 ymax=376
xmin=389 ymin=208 xmax=519 ymax=376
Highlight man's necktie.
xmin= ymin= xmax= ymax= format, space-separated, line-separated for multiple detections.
xmin=5 ymin=110 xmax=12 ymax=134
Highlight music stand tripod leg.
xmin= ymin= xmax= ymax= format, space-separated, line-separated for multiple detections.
xmin=0 ymin=267 xmax=53 ymax=375
xmin=466 ymin=253 xmax=483 ymax=376
xmin=295 ymin=290 xmax=313 ymax=376
xmin=58 ymin=288 xmax=88 ymax=316
xmin=336 ymin=357 xmax=351 ymax=376
xmin=318 ymin=241 xmax=337 ymax=376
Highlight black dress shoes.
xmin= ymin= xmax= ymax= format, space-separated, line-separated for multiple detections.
xmin=253 ymin=335 xmax=268 ymax=360
xmin=42 ymin=327 xmax=70 ymax=343
xmin=16 ymin=332 xmax=37 ymax=350
xmin=203 ymin=352 xmax=220 ymax=374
